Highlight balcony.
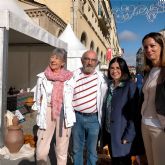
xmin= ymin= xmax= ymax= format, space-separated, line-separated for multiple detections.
xmin=98 ymin=15 xmax=110 ymax=37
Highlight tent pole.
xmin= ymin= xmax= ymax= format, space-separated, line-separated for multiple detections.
xmin=0 ymin=28 xmax=8 ymax=147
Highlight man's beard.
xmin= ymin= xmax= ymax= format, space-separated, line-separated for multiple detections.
xmin=83 ymin=65 xmax=95 ymax=74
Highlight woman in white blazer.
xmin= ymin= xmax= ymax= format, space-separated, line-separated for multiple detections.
xmin=32 ymin=48 xmax=73 ymax=165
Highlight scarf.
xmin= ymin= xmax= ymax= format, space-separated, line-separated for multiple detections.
xmin=44 ymin=66 xmax=73 ymax=120
xmin=105 ymin=81 xmax=125 ymax=133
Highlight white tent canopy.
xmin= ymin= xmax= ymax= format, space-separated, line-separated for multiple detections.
xmin=0 ymin=0 xmax=67 ymax=146
xmin=0 ymin=0 xmax=67 ymax=48
xmin=0 ymin=0 xmax=33 ymax=22
xmin=58 ymin=24 xmax=87 ymax=71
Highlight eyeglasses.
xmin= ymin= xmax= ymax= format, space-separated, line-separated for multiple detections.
xmin=83 ymin=57 xmax=98 ymax=63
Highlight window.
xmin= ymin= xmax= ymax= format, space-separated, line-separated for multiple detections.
xmin=90 ymin=41 xmax=94 ymax=50
xmin=80 ymin=32 xmax=87 ymax=46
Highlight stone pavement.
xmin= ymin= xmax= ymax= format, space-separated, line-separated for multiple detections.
xmin=0 ymin=155 xmax=36 ymax=165
xmin=0 ymin=155 xmax=111 ymax=165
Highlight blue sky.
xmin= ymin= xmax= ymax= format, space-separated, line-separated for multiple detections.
xmin=110 ymin=0 xmax=165 ymax=66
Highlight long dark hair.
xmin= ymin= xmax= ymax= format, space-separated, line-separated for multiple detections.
xmin=142 ymin=32 xmax=165 ymax=71
xmin=108 ymin=57 xmax=131 ymax=82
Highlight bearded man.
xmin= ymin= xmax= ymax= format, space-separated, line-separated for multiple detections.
xmin=63 ymin=50 xmax=108 ymax=165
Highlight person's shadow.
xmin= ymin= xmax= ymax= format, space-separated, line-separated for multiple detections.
xmin=48 ymin=133 xmax=57 ymax=164
xmin=18 ymin=159 xmax=35 ymax=165
xmin=48 ymin=132 xmax=73 ymax=165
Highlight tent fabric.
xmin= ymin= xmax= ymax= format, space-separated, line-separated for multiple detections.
xmin=59 ymin=23 xmax=86 ymax=52
xmin=0 ymin=0 xmax=32 ymax=22
xmin=0 ymin=0 xmax=67 ymax=49
xmin=58 ymin=24 xmax=87 ymax=70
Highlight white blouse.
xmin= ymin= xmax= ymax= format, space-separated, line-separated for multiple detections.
xmin=141 ymin=67 xmax=162 ymax=128
xmin=46 ymin=80 xmax=53 ymax=104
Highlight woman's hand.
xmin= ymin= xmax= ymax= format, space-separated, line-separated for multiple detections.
xmin=121 ymin=139 xmax=128 ymax=144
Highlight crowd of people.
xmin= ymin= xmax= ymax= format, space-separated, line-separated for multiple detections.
xmin=32 ymin=32 xmax=165 ymax=165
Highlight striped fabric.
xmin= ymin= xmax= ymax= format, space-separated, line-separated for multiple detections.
xmin=72 ymin=72 xmax=98 ymax=113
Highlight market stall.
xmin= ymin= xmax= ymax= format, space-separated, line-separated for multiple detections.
xmin=0 ymin=0 xmax=67 ymax=147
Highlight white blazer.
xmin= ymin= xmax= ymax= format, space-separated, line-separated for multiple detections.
xmin=32 ymin=72 xmax=76 ymax=129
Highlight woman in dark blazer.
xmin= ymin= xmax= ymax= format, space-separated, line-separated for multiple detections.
xmin=103 ymin=57 xmax=138 ymax=165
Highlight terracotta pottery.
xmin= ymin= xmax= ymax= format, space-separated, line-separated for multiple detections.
xmin=12 ymin=116 xmax=19 ymax=126
xmin=5 ymin=116 xmax=24 ymax=153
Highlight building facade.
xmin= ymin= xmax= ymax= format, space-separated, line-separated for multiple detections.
xmin=19 ymin=0 xmax=122 ymax=69
xmin=136 ymin=48 xmax=144 ymax=74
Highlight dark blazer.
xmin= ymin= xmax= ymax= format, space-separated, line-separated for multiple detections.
xmin=155 ymin=68 xmax=165 ymax=116
xmin=154 ymin=67 xmax=165 ymax=128
xmin=105 ymin=80 xmax=137 ymax=157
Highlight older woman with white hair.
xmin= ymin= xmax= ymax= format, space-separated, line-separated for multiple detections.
xmin=32 ymin=48 xmax=73 ymax=165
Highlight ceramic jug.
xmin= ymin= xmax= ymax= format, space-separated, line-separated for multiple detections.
xmin=5 ymin=116 xmax=24 ymax=153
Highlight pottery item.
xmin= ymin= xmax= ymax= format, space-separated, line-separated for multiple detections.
xmin=5 ymin=116 xmax=24 ymax=153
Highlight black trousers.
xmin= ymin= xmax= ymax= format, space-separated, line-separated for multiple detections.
xmin=111 ymin=155 xmax=132 ymax=165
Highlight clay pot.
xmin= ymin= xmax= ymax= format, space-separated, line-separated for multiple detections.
xmin=12 ymin=116 xmax=19 ymax=126
xmin=5 ymin=116 xmax=24 ymax=153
